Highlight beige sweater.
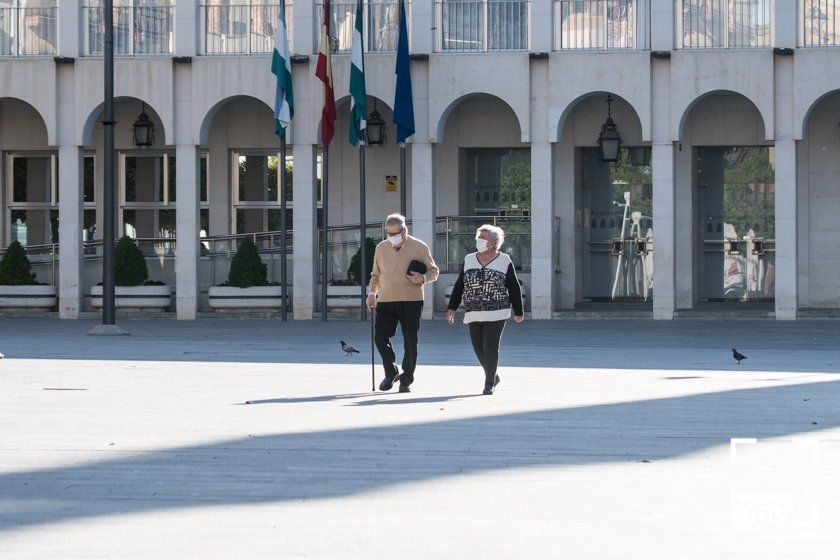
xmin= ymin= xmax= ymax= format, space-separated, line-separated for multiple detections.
xmin=368 ymin=235 xmax=440 ymax=302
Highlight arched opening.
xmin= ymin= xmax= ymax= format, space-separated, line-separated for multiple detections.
xmin=0 ymin=97 xmax=60 ymax=286
xmin=554 ymin=92 xmax=649 ymax=309
xmin=319 ymin=95 xmax=399 ymax=287
xmin=83 ymin=97 xmax=174 ymax=287
xmin=798 ymin=90 xmax=840 ymax=310
xmin=201 ymin=95 xmax=294 ymax=296
xmin=434 ymin=93 xmax=530 ymax=311
xmin=679 ymin=91 xmax=775 ymax=310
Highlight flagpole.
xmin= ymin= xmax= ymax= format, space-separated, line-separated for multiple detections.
xmin=279 ymin=134 xmax=288 ymax=321
xmin=322 ymin=144 xmax=329 ymax=322
xmin=400 ymin=143 xmax=407 ymax=216
xmin=359 ymin=140 xmax=366 ymax=322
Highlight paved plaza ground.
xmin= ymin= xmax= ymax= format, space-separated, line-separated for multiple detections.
xmin=1 ymin=317 xmax=839 ymax=559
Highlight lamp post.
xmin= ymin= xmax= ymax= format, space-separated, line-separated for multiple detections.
xmin=88 ymin=0 xmax=127 ymax=335
xmin=597 ymin=95 xmax=622 ymax=164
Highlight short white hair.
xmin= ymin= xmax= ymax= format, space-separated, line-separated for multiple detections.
xmin=384 ymin=213 xmax=406 ymax=229
xmin=476 ymin=224 xmax=505 ymax=249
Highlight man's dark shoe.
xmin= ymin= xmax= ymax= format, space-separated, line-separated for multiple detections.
xmin=398 ymin=374 xmax=413 ymax=393
xmin=378 ymin=369 xmax=401 ymax=392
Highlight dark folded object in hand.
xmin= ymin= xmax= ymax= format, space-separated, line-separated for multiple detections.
xmin=407 ymin=259 xmax=427 ymax=275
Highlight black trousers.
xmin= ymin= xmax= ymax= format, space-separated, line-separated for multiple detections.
xmin=374 ymin=301 xmax=423 ymax=385
xmin=468 ymin=320 xmax=507 ymax=384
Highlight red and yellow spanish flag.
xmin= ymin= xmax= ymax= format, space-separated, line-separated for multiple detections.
xmin=316 ymin=0 xmax=337 ymax=146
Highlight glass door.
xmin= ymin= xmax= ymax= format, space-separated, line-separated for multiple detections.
xmin=696 ymin=146 xmax=776 ymax=302
xmin=579 ymin=147 xmax=653 ymax=302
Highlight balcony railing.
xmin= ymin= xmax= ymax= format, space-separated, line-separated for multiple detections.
xmin=802 ymin=0 xmax=840 ymax=46
xmin=436 ymin=0 xmax=529 ymax=52
xmin=202 ymin=1 xmax=293 ymax=55
xmin=318 ymin=0 xmax=400 ymax=53
xmin=554 ymin=0 xmax=637 ymax=50
xmin=676 ymin=0 xmax=772 ymax=49
xmin=0 ymin=5 xmax=57 ymax=57
xmin=84 ymin=1 xmax=175 ymax=56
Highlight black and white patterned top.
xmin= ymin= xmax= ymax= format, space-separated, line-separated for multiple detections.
xmin=447 ymin=252 xmax=524 ymax=324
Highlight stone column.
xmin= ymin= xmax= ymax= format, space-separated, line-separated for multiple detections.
xmin=175 ymin=144 xmax=199 ymax=319
xmin=175 ymin=1 xmax=198 ymax=57
xmin=58 ymin=145 xmax=83 ymax=318
xmin=293 ymin=143 xmax=316 ymax=320
xmin=530 ymin=142 xmax=553 ymax=319
xmin=174 ymin=61 xmax=198 ymax=319
xmin=651 ymin=43 xmax=675 ymax=319
xmin=411 ymin=143 xmax=435 ymax=319
xmin=774 ymin=139 xmax=797 ymax=319
xmin=57 ymin=1 xmax=80 ymax=57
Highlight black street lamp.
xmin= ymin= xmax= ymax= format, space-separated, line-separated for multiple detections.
xmin=597 ymin=95 xmax=622 ymax=163
xmin=132 ymin=103 xmax=155 ymax=148
xmin=366 ymin=102 xmax=386 ymax=147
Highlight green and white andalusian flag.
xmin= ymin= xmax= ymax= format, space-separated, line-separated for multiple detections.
xmin=271 ymin=0 xmax=294 ymax=136
xmin=348 ymin=0 xmax=367 ymax=145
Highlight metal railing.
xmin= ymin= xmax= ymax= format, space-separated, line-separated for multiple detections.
xmin=435 ymin=215 xmax=533 ymax=272
xmin=554 ymin=0 xmax=637 ymax=50
xmin=801 ymin=0 xmax=840 ymax=46
xmin=676 ymin=0 xmax=773 ymax=49
xmin=202 ymin=1 xmax=293 ymax=55
xmin=0 ymin=242 xmax=58 ymax=285
xmin=0 ymin=5 xmax=57 ymax=57
xmin=201 ymin=230 xmax=293 ymax=287
xmin=436 ymin=0 xmax=529 ymax=52
xmin=2 ymin=215 xmax=555 ymax=289
xmin=84 ymin=1 xmax=175 ymax=56
xmin=318 ymin=0 xmax=401 ymax=53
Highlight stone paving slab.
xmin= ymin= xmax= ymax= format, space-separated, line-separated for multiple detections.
xmin=0 ymin=318 xmax=839 ymax=558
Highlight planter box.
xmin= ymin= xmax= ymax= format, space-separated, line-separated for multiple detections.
xmin=208 ymin=286 xmax=286 ymax=310
xmin=90 ymin=285 xmax=171 ymax=310
xmin=0 ymin=285 xmax=57 ymax=309
xmin=326 ymin=285 xmax=365 ymax=309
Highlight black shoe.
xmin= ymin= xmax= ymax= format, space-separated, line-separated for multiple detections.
xmin=378 ymin=369 xmax=401 ymax=392
xmin=483 ymin=375 xmax=501 ymax=395
xmin=399 ymin=384 xmax=411 ymax=393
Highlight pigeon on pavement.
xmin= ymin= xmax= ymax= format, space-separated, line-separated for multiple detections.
xmin=732 ymin=348 xmax=747 ymax=364
xmin=340 ymin=341 xmax=360 ymax=356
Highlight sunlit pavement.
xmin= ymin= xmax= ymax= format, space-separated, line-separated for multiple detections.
xmin=1 ymin=318 xmax=838 ymax=559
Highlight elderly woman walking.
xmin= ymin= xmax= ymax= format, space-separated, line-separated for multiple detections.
xmin=446 ymin=224 xmax=524 ymax=395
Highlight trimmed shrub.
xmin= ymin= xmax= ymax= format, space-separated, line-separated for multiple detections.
xmin=0 ymin=241 xmax=38 ymax=285
xmin=114 ymin=236 xmax=149 ymax=286
xmin=347 ymin=237 xmax=376 ymax=286
xmin=227 ymin=237 xmax=267 ymax=288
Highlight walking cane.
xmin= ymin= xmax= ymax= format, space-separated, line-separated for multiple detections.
xmin=370 ymin=301 xmax=376 ymax=391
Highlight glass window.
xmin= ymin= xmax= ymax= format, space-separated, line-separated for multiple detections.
xmin=555 ymin=0 xmax=636 ymax=50
xmin=678 ymin=0 xmax=772 ymax=49
xmin=0 ymin=0 xmax=58 ymax=57
xmin=439 ymin=0 xmax=528 ymax=52
xmin=801 ymin=0 xmax=840 ymax=46
xmin=85 ymin=0 xmax=174 ymax=56
xmin=203 ymin=0 xmax=293 ymax=55
xmin=233 ymin=151 xmax=294 ymax=233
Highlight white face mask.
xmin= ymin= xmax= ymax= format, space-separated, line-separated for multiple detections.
xmin=476 ymin=238 xmax=491 ymax=252
xmin=387 ymin=233 xmax=403 ymax=246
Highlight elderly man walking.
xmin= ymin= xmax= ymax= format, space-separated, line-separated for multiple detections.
xmin=366 ymin=213 xmax=439 ymax=393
